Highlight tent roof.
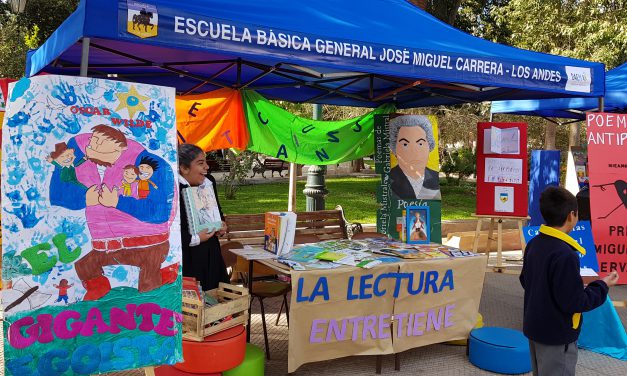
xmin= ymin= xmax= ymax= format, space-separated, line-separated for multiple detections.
xmin=491 ymin=62 xmax=627 ymax=119
xmin=26 ymin=0 xmax=605 ymax=108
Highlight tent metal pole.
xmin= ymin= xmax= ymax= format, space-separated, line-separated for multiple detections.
xmin=599 ymin=96 xmax=605 ymax=112
xmin=288 ymin=162 xmax=297 ymax=211
xmin=489 ymin=111 xmax=493 ymax=122
xmin=80 ymin=38 xmax=90 ymax=77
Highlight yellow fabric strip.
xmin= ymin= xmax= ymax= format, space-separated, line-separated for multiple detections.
xmin=538 ymin=225 xmax=586 ymax=256
xmin=572 ymin=313 xmax=581 ymax=329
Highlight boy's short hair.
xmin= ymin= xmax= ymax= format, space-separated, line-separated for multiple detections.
xmin=139 ymin=156 xmax=159 ymax=171
xmin=50 ymin=142 xmax=69 ymax=159
xmin=540 ymin=186 xmax=578 ymax=227
xmin=123 ymin=164 xmax=140 ymax=175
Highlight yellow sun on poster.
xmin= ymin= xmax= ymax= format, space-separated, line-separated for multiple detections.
xmin=115 ymin=85 xmax=150 ymax=118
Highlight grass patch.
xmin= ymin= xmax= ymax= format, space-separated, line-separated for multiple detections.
xmin=439 ymin=179 xmax=476 ymax=220
xmin=218 ymin=177 xmax=476 ymax=224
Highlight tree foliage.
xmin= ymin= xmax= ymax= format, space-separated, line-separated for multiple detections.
xmin=493 ymin=0 xmax=627 ymax=68
xmin=0 ymin=12 xmax=38 ymax=77
xmin=423 ymin=0 xmax=464 ymax=25
xmin=455 ymin=0 xmax=511 ymax=43
xmin=0 ymin=0 xmax=79 ymax=78
xmin=222 ymin=150 xmax=256 ymax=199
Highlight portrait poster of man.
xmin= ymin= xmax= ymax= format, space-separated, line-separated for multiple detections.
xmin=375 ymin=114 xmax=442 ymax=243
xmin=389 ymin=115 xmax=441 ymax=200
xmin=1 ymin=75 xmax=182 ymax=375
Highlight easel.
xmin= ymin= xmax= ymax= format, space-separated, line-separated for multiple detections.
xmin=472 ymin=214 xmax=528 ymax=274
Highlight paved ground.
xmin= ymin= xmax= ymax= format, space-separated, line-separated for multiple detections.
xmin=2 ymin=253 xmax=625 ymax=376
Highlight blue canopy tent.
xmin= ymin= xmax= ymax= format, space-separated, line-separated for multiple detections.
xmin=491 ymin=62 xmax=627 ymax=120
xmin=25 ymin=0 xmax=605 ymax=108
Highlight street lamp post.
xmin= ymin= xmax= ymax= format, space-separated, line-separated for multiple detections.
xmin=303 ymin=104 xmax=328 ymax=211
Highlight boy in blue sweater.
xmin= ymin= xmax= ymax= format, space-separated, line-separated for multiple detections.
xmin=520 ymin=186 xmax=619 ymax=376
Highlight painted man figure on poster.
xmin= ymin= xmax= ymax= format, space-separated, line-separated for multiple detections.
xmin=49 ymin=124 xmax=177 ymax=301
xmin=389 ymin=115 xmax=440 ymax=200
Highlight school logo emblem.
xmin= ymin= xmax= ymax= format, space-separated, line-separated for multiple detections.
xmin=127 ymin=1 xmax=158 ymax=39
xmin=500 ymin=192 xmax=509 ymax=203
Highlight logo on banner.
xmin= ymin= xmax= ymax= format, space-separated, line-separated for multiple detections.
xmin=565 ymin=66 xmax=591 ymax=93
xmin=127 ymin=1 xmax=158 ymax=39
xmin=500 ymin=192 xmax=509 ymax=203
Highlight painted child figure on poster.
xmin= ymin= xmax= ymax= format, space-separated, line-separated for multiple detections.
xmin=54 ymin=279 xmax=74 ymax=304
xmin=46 ymin=142 xmax=88 ymax=189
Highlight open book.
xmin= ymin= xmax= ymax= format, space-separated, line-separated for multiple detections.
xmin=264 ymin=212 xmax=297 ymax=257
xmin=182 ymin=184 xmax=222 ymax=236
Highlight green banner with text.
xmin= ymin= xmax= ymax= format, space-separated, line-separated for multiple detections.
xmin=243 ymin=90 xmax=394 ymax=164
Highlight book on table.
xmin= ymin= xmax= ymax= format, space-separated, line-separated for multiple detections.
xmin=182 ymin=184 xmax=222 ymax=236
xmin=264 ymin=211 xmax=297 ymax=257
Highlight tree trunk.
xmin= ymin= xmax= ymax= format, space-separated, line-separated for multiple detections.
xmin=409 ymin=1 xmax=462 ymax=25
xmin=408 ymin=0 xmax=427 ymax=9
xmin=351 ymin=158 xmax=364 ymax=173
xmin=9 ymin=0 xmax=29 ymax=13
xmin=224 ymin=150 xmax=238 ymax=199
xmin=568 ymin=122 xmax=581 ymax=148
xmin=544 ymin=121 xmax=557 ymax=150
xmin=429 ymin=0 xmax=462 ymax=25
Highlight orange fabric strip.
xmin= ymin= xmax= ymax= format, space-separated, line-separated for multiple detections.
xmin=176 ymin=88 xmax=248 ymax=151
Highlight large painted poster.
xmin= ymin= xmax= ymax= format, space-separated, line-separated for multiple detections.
xmin=375 ymin=114 xmax=442 ymax=242
xmin=1 ymin=75 xmax=183 ymax=375
xmin=586 ymin=112 xmax=627 ymax=283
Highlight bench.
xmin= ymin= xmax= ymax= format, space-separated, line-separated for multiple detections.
xmin=251 ymin=157 xmax=289 ymax=178
xmin=221 ymin=205 xmax=363 ymax=247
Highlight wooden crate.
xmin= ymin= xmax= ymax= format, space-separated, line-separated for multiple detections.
xmin=182 ymin=283 xmax=250 ymax=341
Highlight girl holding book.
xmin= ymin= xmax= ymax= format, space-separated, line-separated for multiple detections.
xmin=178 ymin=143 xmax=229 ymax=290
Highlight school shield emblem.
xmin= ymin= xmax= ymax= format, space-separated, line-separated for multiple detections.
xmin=127 ymin=1 xmax=158 ymax=39
xmin=500 ymin=192 xmax=509 ymax=203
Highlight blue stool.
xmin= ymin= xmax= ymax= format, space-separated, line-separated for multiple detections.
xmin=469 ymin=327 xmax=531 ymax=374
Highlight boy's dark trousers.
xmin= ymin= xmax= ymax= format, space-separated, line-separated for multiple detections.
xmin=529 ymin=340 xmax=578 ymax=376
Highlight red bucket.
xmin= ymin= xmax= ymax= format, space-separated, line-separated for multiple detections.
xmin=174 ymin=325 xmax=246 ymax=374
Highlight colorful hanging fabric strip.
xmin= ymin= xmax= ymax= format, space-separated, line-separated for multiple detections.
xmin=242 ymin=90 xmax=395 ymax=165
xmin=176 ymin=88 xmax=249 ymax=151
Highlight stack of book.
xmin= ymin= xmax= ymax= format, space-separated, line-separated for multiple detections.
xmin=183 ymin=276 xmax=204 ymax=306
xmin=264 ymin=212 xmax=297 ymax=257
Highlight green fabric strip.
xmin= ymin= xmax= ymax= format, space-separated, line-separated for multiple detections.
xmin=243 ymin=90 xmax=395 ymax=165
